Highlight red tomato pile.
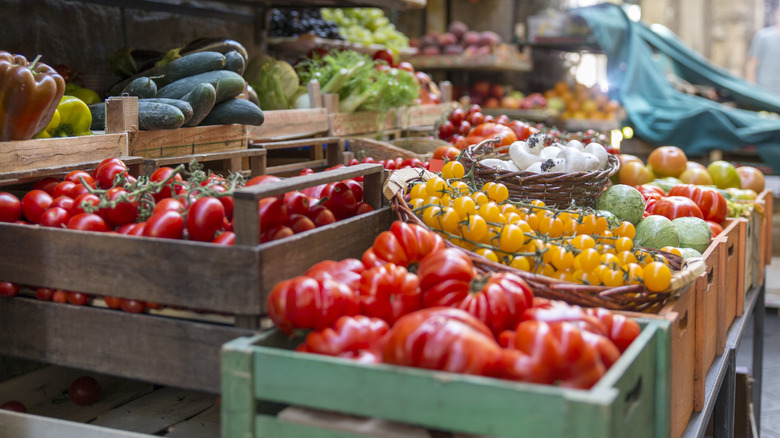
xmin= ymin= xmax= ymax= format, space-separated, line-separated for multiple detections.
xmin=0 ymin=158 xmax=373 ymax=313
xmin=635 ymin=183 xmax=728 ymax=236
xmin=329 ymin=156 xmax=430 ymax=174
xmin=437 ymin=104 xmax=614 ymax=153
xmin=267 ymin=220 xmax=641 ymax=389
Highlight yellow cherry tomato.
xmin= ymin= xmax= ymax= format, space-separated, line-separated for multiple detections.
xmin=475 ymin=248 xmax=499 ymax=263
xmin=548 ymin=245 xmax=574 ymax=270
xmin=422 ymin=205 xmax=443 ymax=230
xmin=409 ymin=198 xmax=424 ymax=210
xmin=616 ymin=250 xmax=638 ymax=266
xmin=453 ymin=196 xmax=477 ymax=218
xmin=460 ymin=214 xmax=488 ymax=242
xmin=539 ymin=216 xmax=564 ymax=238
xmin=498 ymin=224 xmax=524 ymax=253
xmin=510 ymin=256 xmax=531 ymax=271
xmin=575 ymin=248 xmax=601 ymax=272
xmin=472 ymin=191 xmax=489 ymax=205
xmin=426 ymin=177 xmax=447 ymax=197
xmin=624 ymin=263 xmax=644 ymax=285
xmin=451 ymin=180 xmax=470 ymax=196
xmin=644 ymin=262 xmax=672 ymax=292
xmin=442 ymin=161 xmax=465 ymax=179
xmin=500 ymin=203 xmax=517 ymax=215
xmin=614 ymin=221 xmax=636 ymax=239
xmin=478 ymin=202 xmax=501 ymax=223
xmin=615 ymin=236 xmax=633 ymax=252
xmin=600 ymin=268 xmax=624 ymax=287
xmin=570 ymin=234 xmax=596 ymax=250
xmin=410 ymin=183 xmax=428 ymax=199
xmin=487 ymin=183 xmax=509 ymax=203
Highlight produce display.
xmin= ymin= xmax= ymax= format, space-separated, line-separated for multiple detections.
xmin=269 ymin=8 xmax=343 ymax=40
xmin=414 ymin=21 xmax=502 ymax=57
xmin=321 ymin=8 xmax=410 ymax=53
xmin=267 ymin=220 xmax=641 ymax=389
xmin=476 ymin=132 xmax=612 ymax=173
xmin=543 ymin=81 xmax=623 ymax=120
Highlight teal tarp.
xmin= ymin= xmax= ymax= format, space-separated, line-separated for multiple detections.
xmin=572 ymin=3 xmax=780 ymax=174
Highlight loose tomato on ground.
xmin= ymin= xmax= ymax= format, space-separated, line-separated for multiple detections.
xmin=362 ymin=221 xmax=445 ymax=269
xmin=382 ymin=307 xmax=503 ymax=376
xmin=358 ymin=263 xmax=422 ymax=324
xmin=649 ymin=196 xmax=703 ymax=220
xmin=0 ymin=192 xmax=22 ymax=222
xmin=69 ymin=376 xmax=100 ymax=405
xmin=266 ymin=276 xmax=360 ymax=335
xmin=306 ymin=258 xmax=365 ymax=291
xmin=0 ymin=401 xmax=27 ymax=412
xmin=186 ymin=197 xmax=226 ymax=242
xmin=297 ymin=315 xmax=389 ymax=364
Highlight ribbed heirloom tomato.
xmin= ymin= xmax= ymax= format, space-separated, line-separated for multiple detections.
xmin=305 ymin=258 xmax=365 ymax=291
xmin=358 ymin=263 xmax=422 ymax=324
xmin=362 ymin=221 xmax=445 ymax=269
xmin=649 ymin=196 xmax=703 ymax=220
xmin=296 ymin=315 xmax=389 ymax=364
xmin=266 ymin=276 xmax=359 ymax=335
xmin=463 ymin=123 xmax=518 ymax=150
xmin=418 ymin=248 xmax=534 ymax=335
xmin=667 ymin=184 xmax=727 ymax=223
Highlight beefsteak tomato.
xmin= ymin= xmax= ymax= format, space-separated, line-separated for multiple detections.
xmin=362 ymin=221 xmax=445 ymax=269
xmin=296 ymin=315 xmax=389 ymax=364
xmin=648 ymin=195 xmax=703 ymax=220
xmin=266 ymin=276 xmax=359 ymax=335
xmin=358 ymin=263 xmax=422 ymax=324
xmin=463 ymin=123 xmax=518 ymax=150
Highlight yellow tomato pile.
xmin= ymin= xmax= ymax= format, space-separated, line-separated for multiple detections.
xmin=407 ymin=161 xmax=673 ymax=292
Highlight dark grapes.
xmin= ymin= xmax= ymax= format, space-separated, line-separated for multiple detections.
xmin=269 ymin=8 xmax=342 ymax=39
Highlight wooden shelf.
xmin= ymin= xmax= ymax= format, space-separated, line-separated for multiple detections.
xmin=404 ymin=45 xmax=532 ymax=73
xmin=226 ymin=0 xmax=426 ymax=9
xmin=267 ymin=35 xmax=416 ymax=57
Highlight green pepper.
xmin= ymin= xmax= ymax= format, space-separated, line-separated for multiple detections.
xmin=35 ymin=95 xmax=92 ymax=138
xmin=0 ymin=52 xmax=65 ymax=141
xmin=65 ymin=82 xmax=101 ymax=105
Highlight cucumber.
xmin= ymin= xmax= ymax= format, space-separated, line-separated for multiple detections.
xmin=109 ymin=51 xmax=227 ymax=96
xmin=199 ymin=98 xmax=264 ymax=126
xmin=224 ymin=50 xmax=245 ymax=75
xmin=181 ymin=82 xmax=217 ymax=127
xmin=89 ymin=103 xmax=106 ymax=130
xmin=122 ymin=76 xmax=157 ymax=98
xmin=156 ymin=70 xmax=245 ymax=103
xmin=138 ymin=102 xmax=185 ymax=130
xmin=140 ymin=98 xmax=193 ymax=125
xmin=87 ymin=101 xmax=184 ymax=130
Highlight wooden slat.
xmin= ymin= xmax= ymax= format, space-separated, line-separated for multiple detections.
xmin=0 ymin=134 xmax=129 ymax=174
xmin=0 ymin=224 xmax=262 ymax=314
xmin=0 ymin=298 xmax=255 ymax=393
xmin=694 ymin=238 xmax=723 ymax=412
xmin=142 ymin=149 xmax=267 ymax=175
xmin=246 ymin=109 xmax=329 ymax=141
xmin=329 ymin=112 xmax=398 ymax=137
xmin=91 ymin=387 xmax=216 ymax=434
xmin=266 ymin=160 xmax=329 ymax=175
xmin=0 ymin=156 xmax=144 ymax=186
xmin=127 ymin=125 xmax=247 ymax=158
xmin=0 ymin=410 xmax=153 ymax=438
xmin=251 ymin=136 xmax=341 ymax=151
xmin=165 ymin=404 xmax=220 ymax=438
xmin=397 ymin=103 xmax=455 ymax=130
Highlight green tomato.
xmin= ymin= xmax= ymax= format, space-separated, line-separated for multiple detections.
xmin=707 ymin=160 xmax=741 ymax=189
xmin=725 ymin=187 xmax=757 ymax=200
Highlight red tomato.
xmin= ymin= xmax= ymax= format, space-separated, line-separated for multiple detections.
xmin=707 ymin=220 xmax=725 ymax=238
xmin=120 ymin=299 xmax=146 ymax=313
xmin=307 ymin=204 xmax=336 ymax=227
xmin=287 ymin=213 xmax=316 ymax=234
xmin=212 ymin=231 xmax=235 ymax=245
xmin=187 ymin=197 xmax=226 ymax=242
xmin=342 ymin=179 xmax=363 ymax=203
xmin=361 ymin=157 xmax=376 ymax=164
xmin=0 ymin=401 xmax=27 ymax=412
xmin=263 ymin=225 xmax=294 ymax=242
xmin=635 ymin=184 xmax=666 ymax=199
xmin=449 ymin=108 xmax=466 ymax=125
xmin=356 ymin=202 xmax=373 ymax=215
xmin=306 ymin=258 xmax=365 ymax=291
xmin=583 ymin=307 xmax=641 ymax=353
xmin=69 ymin=376 xmax=100 ymax=405
xmin=68 ymin=183 xmax=91 ymax=199
xmin=417 ymin=249 xmax=534 ymax=335
xmin=382 ymin=307 xmax=503 ymax=376
xmin=144 ymin=210 xmax=184 ymax=239
xmin=456 ymin=120 xmax=472 ymax=136
xmin=259 ymin=197 xmax=288 ymax=231
xmin=266 ymin=276 xmax=360 ymax=335
xmin=149 ymin=167 xmax=184 ymax=201
xmin=433 ymin=145 xmax=461 ymax=161
xmin=506 ymin=120 xmax=539 ymax=141
xmin=102 ymin=187 xmax=138 ymax=227
xmin=36 ymin=287 xmax=54 ymax=301
xmin=296 ymin=315 xmax=389 ymax=364
xmin=64 ymin=170 xmax=94 ymax=187
xmin=495 ymin=114 xmax=510 ymax=125
xmin=322 ymin=182 xmax=358 ymax=220
xmin=283 ymin=191 xmax=310 ymax=216
xmin=372 ymin=49 xmax=396 ymax=67
xmin=52 ymin=290 xmax=68 ymax=303
xmin=94 ymin=161 xmax=128 ymax=189
xmin=52 ymin=181 xmax=76 ymax=199
xmin=153 ymin=198 xmax=184 ymax=214
xmin=22 ymin=189 xmax=53 ymax=223
xmin=67 ymin=292 xmax=90 ymax=306
xmin=39 ymin=207 xmax=71 ymax=228
xmin=647 ymin=146 xmax=687 ymax=178
xmin=70 ymin=193 xmax=100 ymax=216
xmin=650 ymin=196 xmax=704 ymax=220
xmin=245 ymin=175 xmax=282 ymax=186
xmin=466 ymin=111 xmax=485 ymax=126
xmin=667 ymin=184 xmax=728 ymax=223
xmin=104 ymin=296 xmax=122 ymax=309
xmin=464 ymin=123 xmax=519 ymax=150
xmin=67 ymin=213 xmax=109 ymax=232
xmin=0 ymin=192 xmax=22 ymax=222
xmin=32 ymin=176 xmax=60 ymax=195
xmin=51 ymin=196 xmax=75 ymax=212
xmin=348 ymin=158 xmax=360 ymax=166
xmin=358 ymin=263 xmax=422 ymax=324
xmin=362 ymin=221 xmax=446 ymax=269
xmin=466 ymin=104 xmax=482 ymax=115
xmin=396 ymin=61 xmax=414 ymax=73
xmin=0 ymin=282 xmax=19 ymax=298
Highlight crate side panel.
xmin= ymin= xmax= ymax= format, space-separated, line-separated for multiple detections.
xmin=128 ymin=125 xmax=246 ymax=158
xmin=247 ymin=109 xmax=329 ymax=141
xmin=0 ymin=134 xmax=128 ymax=174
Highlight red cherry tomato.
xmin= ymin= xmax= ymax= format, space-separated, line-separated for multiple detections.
xmin=69 ymin=376 xmax=100 ymax=405
xmin=187 ymin=197 xmax=226 ymax=242
xmin=32 ymin=177 xmax=60 ymax=195
xmin=94 ymin=162 xmax=128 ymax=189
xmin=70 ymin=193 xmax=101 ymax=216
xmin=67 ymin=213 xmax=109 ymax=232
xmin=68 ymin=183 xmax=91 ymax=199
xmin=212 ymin=231 xmax=235 ymax=246
xmin=372 ymin=49 xmax=396 ymax=67
xmin=0 ymin=282 xmax=19 ymax=298
xmin=102 ymin=187 xmax=138 ymax=227
xmin=449 ymin=108 xmax=466 ymax=125
xmin=52 ymin=181 xmax=76 ymax=199
xmin=67 ymin=292 xmax=90 ymax=306
xmin=396 ymin=61 xmax=414 ymax=73
xmin=36 ymin=287 xmax=54 ymax=301
xmin=51 ymin=196 xmax=75 ymax=212
xmin=104 ymin=296 xmax=122 ymax=309
xmin=22 ymin=190 xmax=53 ymax=224
xmin=0 ymin=401 xmax=27 ymax=412
xmin=149 ymin=167 xmax=184 ymax=201
xmin=144 ymin=210 xmax=184 ymax=239
xmin=120 ymin=299 xmax=146 ymax=314
xmin=64 ymin=170 xmax=95 ymax=187
xmin=0 ymin=192 xmax=22 ymax=222
xmin=39 ymin=207 xmax=71 ymax=228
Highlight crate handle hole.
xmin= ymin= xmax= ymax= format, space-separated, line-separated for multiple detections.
xmin=678 ymin=310 xmax=688 ymax=334
xmin=728 ymin=243 xmax=734 ymax=256
xmin=707 ymin=267 xmax=714 ymax=283
xmin=624 ymin=376 xmax=642 ymax=416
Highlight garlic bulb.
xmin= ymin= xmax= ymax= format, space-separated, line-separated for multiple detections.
xmin=584 ymin=142 xmax=608 ymax=169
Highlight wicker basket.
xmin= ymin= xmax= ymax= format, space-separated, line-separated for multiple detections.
xmin=384 ymin=168 xmax=704 ymax=313
xmin=458 ymin=137 xmax=620 ymax=208
xmin=346 ymin=137 xmax=424 ymax=162
xmin=388 ymin=137 xmax=450 ymax=159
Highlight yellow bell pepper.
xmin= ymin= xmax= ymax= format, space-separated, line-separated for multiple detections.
xmin=65 ymin=82 xmax=101 ymax=105
xmin=35 ymin=95 xmax=92 ymax=138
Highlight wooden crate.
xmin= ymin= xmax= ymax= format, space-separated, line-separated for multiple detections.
xmin=246 ymin=108 xmax=329 ymax=142
xmin=249 ymin=136 xmax=345 ymax=176
xmin=141 ymin=148 xmax=267 ymax=177
xmin=0 ymin=164 xmax=390 ymax=393
xmin=104 ymin=96 xmax=248 ymax=159
xmin=221 ymin=320 xmax=667 ymax=438
xmin=617 ymin=282 xmax=695 ymax=438
xmin=0 ymin=133 xmax=129 ymax=175
xmin=695 ymin=238 xmax=725 ymax=411
xmin=757 ymin=189 xmax=774 ymax=267
xmin=0 ymin=156 xmax=144 ymax=188
xmin=721 ymin=218 xmax=747 ymax=318
xmin=397 ymin=102 xmax=455 ymax=130
xmin=0 ymin=365 xmax=219 ymax=437
xmin=329 ymin=111 xmax=400 ymax=139
xmin=743 ymin=206 xmax=763 ymax=293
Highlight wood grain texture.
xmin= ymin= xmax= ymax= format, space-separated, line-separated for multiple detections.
xmin=141 ymin=148 xmax=267 ymax=175
xmin=221 ymin=337 xmax=258 ymax=438
xmin=695 ymin=239 xmax=723 ymax=412
xmin=759 ymin=190 xmax=773 ymax=265
xmin=246 ymin=109 xmax=329 ymax=141
xmin=106 ymin=96 xmax=139 ymax=134
xmin=234 ymin=323 xmax=661 ymax=438
xmin=0 ymin=223 xmax=263 ymax=313
xmin=165 ymin=404 xmax=221 ymax=438
xmin=91 ymin=387 xmax=215 ymax=434
xmin=0 ymin=298 xmax=255 ymax=393
xmin=250 ymin=136 xmax=340 ymax=151
xmin=266 ymin=159 xmax=328 ymax=176
xmin=397 ymin=103 xmax=455 ymax=129
xmin=0 ymin=156 xmax=143 ymax=186
xmin=0 ymin=410 xmax=153 ymax=438
xmin=127 ymin=124 xmax=247 ymax=158
xmin=0 ymin=133 xmax=129 ymax=174
xmin=329 ymin=111 xmax=398 ymax=137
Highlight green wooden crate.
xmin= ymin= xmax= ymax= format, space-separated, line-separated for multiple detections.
xmin=222 ymin=320 xmax=669 ymax=438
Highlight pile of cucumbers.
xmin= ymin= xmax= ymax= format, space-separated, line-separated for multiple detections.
xmin=91 ymin=50 xmax=264 ymax=130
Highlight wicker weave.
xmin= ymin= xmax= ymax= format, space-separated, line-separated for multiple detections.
xmin=458 ymin=137 xmax=620 ymax=208
xmin=347 ymin=137 xmax=423 ymax=162
xmin=390 ymin=190 xmax=704 ymax=313
xmin=388 ymin=137 xmax=450 ymax=159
